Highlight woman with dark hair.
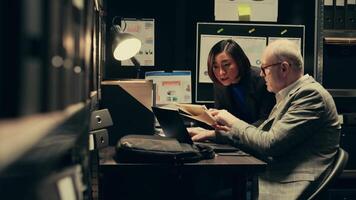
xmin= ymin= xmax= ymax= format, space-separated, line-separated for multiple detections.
xmin=189 ymin=39 xmax=274 ymax=142
xmin=188 ymin=39 xmax=275 ymax=199
xmin=207 ymin=39 xmax=274 ymax=126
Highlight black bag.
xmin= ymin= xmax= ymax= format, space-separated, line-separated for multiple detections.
xmin=115 ymin=134 xmax=215 ymax=163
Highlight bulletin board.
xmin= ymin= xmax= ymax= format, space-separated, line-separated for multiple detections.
xmin=195 ymin=22 xmax=305 ymax=103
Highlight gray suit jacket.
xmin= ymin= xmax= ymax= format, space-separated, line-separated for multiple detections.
xmin=216 ymin=75 xmax=341 ymax=200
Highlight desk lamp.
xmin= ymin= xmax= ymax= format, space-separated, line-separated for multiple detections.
xmin=112 ymin=29 xmax=141 ymax=61
xmin=111 ymin=17 xmax=142 ymax=78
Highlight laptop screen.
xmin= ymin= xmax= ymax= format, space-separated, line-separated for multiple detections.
xmin=152 ymin=106 xmax=193 ymax=144
xmin=152 ymin=106 xmax=240 ymax=153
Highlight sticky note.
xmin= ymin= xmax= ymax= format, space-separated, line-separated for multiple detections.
xmin=237 ymin=4 xmax=251 ymax=21
xmin=248 ymin=28 xmax=256 ymax=34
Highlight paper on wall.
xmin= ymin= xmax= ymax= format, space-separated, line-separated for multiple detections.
xmin=121 ymin=19 xmax=155 ymax=66
xmin=214 ymin=0 xmax=278 ymax=22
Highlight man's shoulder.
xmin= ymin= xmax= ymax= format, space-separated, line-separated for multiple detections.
xmin=289 ymin=76 xmax=324 ymax=95
xmin=291 ymin=80 xmax=324 ymax=99
xmin=292 ymin=78 xmax=336 ymax=108
xmin=299 ymin=77 xmax=331 ymax=98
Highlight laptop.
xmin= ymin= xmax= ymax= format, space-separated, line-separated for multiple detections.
xmin=152 ymin=106 xmax=239 ymax=153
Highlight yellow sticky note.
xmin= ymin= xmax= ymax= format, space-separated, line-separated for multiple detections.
xmin=237 ymin=4 xmax=251 ymax=21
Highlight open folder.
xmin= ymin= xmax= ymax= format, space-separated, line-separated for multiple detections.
xmin=162 ymin=103 xmax=216 ymax=127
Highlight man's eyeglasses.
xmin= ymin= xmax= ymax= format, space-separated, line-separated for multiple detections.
xmin=260 ymin=62 xmax=282 ymax=76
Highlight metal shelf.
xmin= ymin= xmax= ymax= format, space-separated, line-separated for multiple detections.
xmin=340 ymin=170 xmax=356 ymax=179
xmin=323 ymin=29 xmax=356 ymax=38
xmin=328 ymin=89 xmax=356 ymax=97
xmin=315 ymin=0 xmax=356 ymax=95
xmin=0 ymin=102 xmax=85 ymax=172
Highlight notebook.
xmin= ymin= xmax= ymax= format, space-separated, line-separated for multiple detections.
xmin=152 ymin=106 xmax=239 ymax=153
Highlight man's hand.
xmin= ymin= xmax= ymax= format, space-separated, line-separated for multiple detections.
xmin=187 ymin=127 xmax=216 ymax=142
xmin=210 ymin=109 xmax=238 ymax=128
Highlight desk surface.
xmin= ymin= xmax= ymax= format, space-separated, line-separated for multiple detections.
xmin=99 ymin=146 xmax=266 ymax=200
xmin=100 ymin=146 xmax=266 ymax=172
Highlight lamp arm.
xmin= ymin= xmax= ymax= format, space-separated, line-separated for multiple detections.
xmin=130 ymin=57 xmax=141 ymax=78
xmin=130 ymin=56 xmax=140 ymax=66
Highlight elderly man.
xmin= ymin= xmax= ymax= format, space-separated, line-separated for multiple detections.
xmin=190 ymin=39 xmax=341 ymax=200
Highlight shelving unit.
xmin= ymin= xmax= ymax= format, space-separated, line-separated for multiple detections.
xmin=315 ymin=0 xmax=356 ymax=97
xmin=0 ymin=103 xmax=85 ymax=172
xmin=0 ymin=0 xmax=104 ymax=199
xmin=0 ymin=102 xmax=91 ymax=200
xmin=315 ymin=1 xmax=356 ymax=198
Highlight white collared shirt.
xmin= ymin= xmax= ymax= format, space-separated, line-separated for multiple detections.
xmin=269 ymin=74 xmax=310 ymax=117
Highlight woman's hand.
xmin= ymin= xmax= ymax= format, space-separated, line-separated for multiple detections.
xmin=187 ymin=127 xmax=216 ymax=142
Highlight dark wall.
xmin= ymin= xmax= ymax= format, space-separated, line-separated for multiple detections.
xmin=278 ymin=0 xmax=316 ymax=75
xmin=0 ymin=0 xmax=22 ymax=117
xmin=104 ymin=0 xmax=214 ymax=79
xmin=104 ymin=0 xmax=316 ymax=102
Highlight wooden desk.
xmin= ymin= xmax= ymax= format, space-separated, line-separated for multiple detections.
xmin=99 ymin=147 xmax=266 ymax=200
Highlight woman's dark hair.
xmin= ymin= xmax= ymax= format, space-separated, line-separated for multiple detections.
xmin=207 ymin=39 xmax=251 ymax=84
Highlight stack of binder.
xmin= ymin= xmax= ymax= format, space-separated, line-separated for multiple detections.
xmin=324 ymin=0 xmax=356 ymax=30
xmin=345 ymin=0 xmax=356 ymax=29
xmin=324 ymin=0 xmax=335 ymax=29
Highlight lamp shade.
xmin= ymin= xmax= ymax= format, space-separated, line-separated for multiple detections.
xmin=112 ymin=32 xmax=141 ymax=61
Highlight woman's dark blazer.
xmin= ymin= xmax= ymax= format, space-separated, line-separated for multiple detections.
xmin=213 ymin=66 xmax=275 ymax=126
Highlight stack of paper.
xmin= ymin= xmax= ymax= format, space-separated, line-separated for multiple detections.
xmin=163 ymin=103 xmax=216 ymax=127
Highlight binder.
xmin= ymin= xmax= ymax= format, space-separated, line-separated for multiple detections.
xmin=324 ymin=0 xmax=335 ymax=29
xmin=334 ymin=0 xmax=346 ymax=29
xmin=345 ymin=0 xmax=356 ymax=29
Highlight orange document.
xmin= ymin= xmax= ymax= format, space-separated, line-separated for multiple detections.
xmin=173 ymin=103 xmax=216 ymax=127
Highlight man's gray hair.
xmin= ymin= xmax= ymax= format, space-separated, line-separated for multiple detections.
xmin=268 ymin=39 xmax=304 ymax=73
